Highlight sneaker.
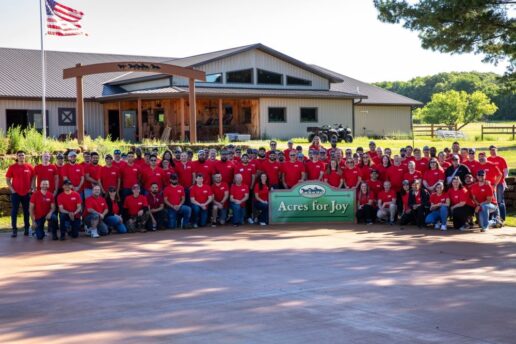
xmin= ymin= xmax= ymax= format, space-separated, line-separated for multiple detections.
xmin=366 ymin=221 xmax=373 ymax=225
xmin=259 ymin=222 xmax=266 ymax=226
xmin=152 ymin=225 xmax=157 ymax=231
xmin=434 ymin=223 xmax=440 ymax=229
xmin=85 ymin=227 xmax=91 ymax=236
xmin=459 ymin=224 xmax=470 ymax=231
xmin=24 ymin=229 xmax=29 ymax=236
xmin=440 ymin=225 xmax=447 ymax=231
xmin=90 ymin=228 xmax=100 ymax=238
xmin=211 ymin=222 xmax=217 ymax=228
xmin=183 ymin=224 xmax=192 ymax=229
xmin=11 ymin=231 xmax=17 ymax=238
xmin=247 ymin=217 xmax=254 ymax=225
xmin=481 ymin=227 xmax=488 ymax=232
xmin=193 ymin=224 xmax=198 ymax=229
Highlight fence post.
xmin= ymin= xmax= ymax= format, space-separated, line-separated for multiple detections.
xmin=513 ymin=125 xmax=515 ymax=141
xmin=481 ymin=125 xmax=484 ymax=141
xmin=431 ymin=123 xmax=434 ymax=138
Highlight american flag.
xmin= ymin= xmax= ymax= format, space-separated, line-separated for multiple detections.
xmin=46 ymin=0 xmax=86 ymax=36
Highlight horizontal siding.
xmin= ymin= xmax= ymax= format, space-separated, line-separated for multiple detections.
xmin=354 ymin=105 xmax=411 ymax=137
xmin=259 ymin=98 xmax=352 ymax=139
xmin=0 ymin=99 xmax=103 ymax=138
xmin=121 ymin=78 xmax=171 ymax=92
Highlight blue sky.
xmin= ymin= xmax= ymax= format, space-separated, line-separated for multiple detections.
xmin=0 ymin=0 xmax=508 ymax=82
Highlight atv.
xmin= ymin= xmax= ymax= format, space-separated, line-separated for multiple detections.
xmin=307 ymin=124 xmax=353 ymax=143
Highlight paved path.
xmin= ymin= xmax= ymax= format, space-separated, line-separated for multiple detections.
xmin=0 ymin=224 xmax=515 ymax=344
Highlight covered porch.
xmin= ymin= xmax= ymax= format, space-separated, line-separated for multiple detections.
xmin=101 ymin=97 xmax=260 ymax=142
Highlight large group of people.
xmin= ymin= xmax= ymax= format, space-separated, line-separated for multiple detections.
xmin=5 ymin=136 xmax=509 ymax=240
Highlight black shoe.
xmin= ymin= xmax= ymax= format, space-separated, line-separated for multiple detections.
xmin=11 ymin=231 xmax=17 ymax=238
xmin=24 ymin=229 xmax=29 ymax=236
xmin=59 ymin=236 xmax=66 ymax=241
xmin=52 ymin=236 xmax=58 ymax=241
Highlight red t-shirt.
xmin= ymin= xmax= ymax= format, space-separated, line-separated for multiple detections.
xmin=100 ymin=165 xmax=120 ymax=190
xmin=175 ymin=161 xmax=193 ymax=187
xmin=474 ymin=162 xmax=501 ymax=185
xmin=463 ymin=160 xmax=480 ymax=175
xmin=84 ymin=164 xmax=102 ymax=189
xmin=487 ymin=156 xmax=508 ymax=183
xmin=324 ymin=171 xmax=342 ymax=188
xmin=211 ymin=182 xmax=229 ymax=206
xmin=359 ymin=164 xmax=375 ymax=181
xmin=378 ymin=190 xmax=396 ymax=208
xmin=30 ymin=190 xmax=54 ymax=219
xmin=230 ymin=184 xmax=249 ymax=207
xmin=56 ymin=164 xmax=65 ymax=190
xmin=423 ymin=169 xmax=444 ymax=188
xmin=401 ymin=193 xmax=410 ymax=211
xmin=119 ymin=163 xmax=140 ymax=189
xmin=414 ymin=158 xmax=429 ymax=173
xmin=123 ymin=194 xmax=148 ymax=217
xmin=305 ymin=160 xmax=325 ymax=180
xmin=161 ymin=167 xmax=176 ymax=187
xmin=386 ymin=165 xmax=407 ymax=191
xmin=190 ymin=183 xmax=213 ymax=204
xmin=367 ymin=179 xmax=383 ymax=196
xmin=343 ymin=167 xmax=361 ymax=188
xmin=192 ymin=161 xmax=214 ymax=185
xmin=163 ymin=185 xmax=185 ymax=206
xmin=62 ymin=163 xmax=84 ymax=189
xmin=141 ymin=166 xmax=164 ymax=191
xmin=235 ymin=163 xmax=256 ymax=187
xmin=112 ymin=160 xmax=127 ymax=169
xmin=6 ymin=163 xmax=34 ymax=196
xmin=254 ymin=183 xmax=270 ymax=202
xmin=281 ymin=161 xmax=305 ymax=188
xmin=34 ymin=164 xmax=58 ymax=193
xmin=84 ymin=195 xmax=108 ymax=217
xmin=403 ymin=170 xmax=422 ymax=184
xmin=110 ymin=199 xmax=121 ymax=215
xmin=430 ymin=192 xmax=448 ymax=206
xmin=470 ymin=183 xmax=496 ymax=204
xmin=215 ymin=160 xmax=235 ymax=185
xmin=57 ymin=191 xmax=82 ymax=216
xmin=412 ymin=190 xmax=422 ymax=205
xmin=357 ymin=191 xmax=375 ymax=206
xmin=375 ymin=164 xmax=389 ymax=182
xmin=261 ymin=160 xmax=282 ymax=186
xmin=146 ymin=192 xmax=164 ymax=210
xmin=447 ymin=188 xmax=469 ymax=206
xmin=439 ymin=160 xmax=451 ymax=170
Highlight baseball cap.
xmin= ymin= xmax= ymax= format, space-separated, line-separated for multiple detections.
xmin=468 ymin=148 xmax=476 ymax=154
xmin=56 ymin=153 xmax=64 ymax=159
xmin=287 ymin=139 xmax=293 ymax=144
xmin=68 ymin=151 xmax=77 ymax=157
xmin=476 ymin=170 xmax=486 ymax=176
xmin=105 ymin=154 xmax=113 ymax=159
xmin=423 ymin=146 xmax=430 ymax=151
xmin=114 ymin=149 xmax=121 ymax=155
xmin=489 ymin=145 xmax=497 ymax=150
xmin=63 ymin=180 xmax=72 ymax=186
xmin=170 ymin=173 xmax=178 ymax=180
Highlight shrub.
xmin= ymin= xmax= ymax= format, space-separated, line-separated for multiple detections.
xmin=0 ymin=130 xmax=8 ymax=155
xmin=7 ymin=126 xmax=23 ymax=153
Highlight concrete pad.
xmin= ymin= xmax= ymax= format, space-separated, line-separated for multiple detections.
xmin=0 ymin=224 xmax=515 ymax=344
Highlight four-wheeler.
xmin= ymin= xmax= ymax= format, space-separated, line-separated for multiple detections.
xmin=307 ymin=124 xmax=353 ymax=143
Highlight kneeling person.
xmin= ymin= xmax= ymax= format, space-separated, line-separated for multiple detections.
xmin=84 ymin=184 xmax=109 ymax=238
xmin=230 ymin=174 xmax=249 ymax=227
xmin=211 ymin=173 xmax=229 ymax=227
xmin=190 ymin=174 xmax=213 ymax=228
xmin=56 ymin=180 xmax=82 ymax=240
xmin=29 ymin=179 xmax=58 ymax=240
xmin=163 ymin=174 xmax=191 ymax=229
xmin=123 ymin=184 xmax=150 ymax=232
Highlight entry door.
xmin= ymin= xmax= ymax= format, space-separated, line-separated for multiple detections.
xmin=122 ymin=110 xmax=136 ymax=142
xmin=27 ymin=110 xmax=49 ymax=136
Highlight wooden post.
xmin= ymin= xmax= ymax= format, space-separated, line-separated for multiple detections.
xmin=513 ymin=125 xmax=515 ymax=141
xmin=430 ymin=123 xmax=434 ymax=138
xmin=180 ymin=98 xmax=185 ymax=142
xmin=481 ymin=125 xmax=484 ymax=141
xmin=75 ymin=67 xmax=85 ymax=144
xmin=188 ymin=78 xmax=197 ymax=143
xmin=137 ymin=98 xmax=142 ymax=142
xmin=218 ymin=98 xmax=223 ymax=139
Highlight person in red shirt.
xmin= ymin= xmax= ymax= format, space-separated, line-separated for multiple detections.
xmin=84 ymin=185 xmax=109 ymax=238
xmin=413 ymin=148 xmax=429 ymax=174
xmin=448 ymin=176 xmax=474 ymax=230
xmin=358 ymin=154 xmax=375 ymax=181
xmin=283 ymin=140 xmax=295 ymax=158
xmin=386 ymin=155 xmax=407 ymax=192
xmin=141 ymin=154 xmax=165 ymax=192
xmin=375 ymin=155 xmax=391 ymax=182
xmin=6 ymin=150 xmax=34 ymax=237
xmin=487 ymin=145 xmax=508 ymax=221
xmin=235 ymin=154 xmax=256 ymax=189
xmin=323 ymin=159 xmax=343 ymax=188
xmin=163 ymin=174 xmax=191 ymax=229
xmin=262 ymin=151 xmax=282 ymax=188
xmin=470 ymin=170 xmax=500 ymax=232
xmin=160 ymin=159 xmax=175 ymax=188
xmin=230 ymin=174 xmax=249 ymax=227
xmin=55 ymin=153 xmax=66 ymax=192
xmin=112 ymin=149 xmax=126 ymax=169
xmin=215 ymin=150 xmax=235 ymax=185
xmin=281 ymin=152 xmax=306 ymax=189
xmin=123 ymin=184 xmax=150 ymax=233
xmin=398 ymin=180 xmax=413 ymax=226
xmin=475 ymin=152 xmax=502 ymax=187
xmin=342 ymin=158 xmax=362 ymax=189
xmin=33 ymin=152 xmax=59 ymax=196
xmin=423 ymin=159 xmax=444 ymax=192
xmin=356 ymin=182 xmax=376 ymax=224
xmin=308 ymin=136 xmax=325 ymax=152
xmin=175 ymin=151 xmax=194 ymax=189
xmin=437 ymin=151 xmax=451 ymax=170
xmin=403 ymin=161 xmax=422 ymax=185
xmin=265 ymin=140 xmax=278 ymax=159
xmin=211 ymin=173 xmax=229 ymax=227
xmin=57 ymin=180 xmax=82 ymax=240
xmin=424 ymin=182 xmax=450 ymax=230
xmin=29 ymin=179 xmax=57 ymax=240
xmin=62 ymin=151 xmax=84 ymax=196
xmin=104 ymin=186 xmax=127 ymax=234
xmin=190 ymin=174 xmax=213 ymax=228
xmin=191 ymin=150 xmax=213 ymax=186
xmin=100 ymin=154 xmax=120 ymax=194
xmin=253 ymin=172 xmax=270 ymax=225
xmin=84 ymin=152 xmax=102 ymax=199
xmin=463 ymin=148 xmax=480 ymax=178
xmin=146 ymin=183 xmax=165 ymax=231
xmin=305 ymin=150 xmax=325 ymax=181
xmin=405 ymin=179 xmax=430 ymax=228
xmin=377 ymin=180 xmax=397 ymax=225
xmin=367 ymin=170 xmax=383 ymax=196
xmin=119 ymin=151 xmax=141 ymax=202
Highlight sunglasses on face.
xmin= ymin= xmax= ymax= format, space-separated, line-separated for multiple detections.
xmin=150 ymin=159 xmax=157 ymax=162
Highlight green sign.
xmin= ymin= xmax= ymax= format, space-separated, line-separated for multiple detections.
xmin=269 ymin=181 xmax=356 ymax=224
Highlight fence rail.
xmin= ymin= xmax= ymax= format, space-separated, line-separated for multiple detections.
xmin=481 ymin=125 xmax=516 ymax=140
xmin=413 ymin=124 xmax=458 ymax=138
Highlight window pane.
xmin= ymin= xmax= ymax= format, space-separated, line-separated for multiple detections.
xmin=257 ymin=69 xmax=282 ymax=85
xmin=268 ymin=107 xmax=286 ymax=123
xmin=286 ymin=75 xmax=312 ymax=86
xmin=226 ymin=69 xmax=253 ymax=84
xmin=300 ymin=108 xmax=318 ymax=122
xmin=206 ymin=73 xmax=222 ymax=83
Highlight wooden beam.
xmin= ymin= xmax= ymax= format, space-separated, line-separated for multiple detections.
xmin=137 ymin=98 xmax=142 ymax=142
xmin=180 ymin=98 xmax=185 ymax=142
xmin=75 ymin=68 xmax=85 ymax=144
xmin=188 ymin=78 xmax=197 ymax=143
xmin=218 ymin=98 xmax=223 ymax=139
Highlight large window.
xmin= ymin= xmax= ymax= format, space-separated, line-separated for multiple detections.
xmin=226 ymin=69 xmax=253 ymax=84
xmin=257 ymin=69 xmax=283 ymax=85
xmin=268 ymin=107 xmax=286 ymax=123
xmin=206 ymin=73 xmax=222 ymax=83
xmin=300 ymin=107 xmax=318 ymax=122
xmin=286 ymin=75 xmax=312 ymax=86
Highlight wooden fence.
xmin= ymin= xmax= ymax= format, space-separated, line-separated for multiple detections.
xmin=413 ymin=124 xmax=458 ymax=138
xmin=481 ymin=125 xmax=516 ymax=140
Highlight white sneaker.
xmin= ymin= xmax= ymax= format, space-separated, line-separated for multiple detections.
xmin=440 ymin=225 xmax=447 ymax=231
xmin=459 ymin=224 xmax=470 ymax=231
xmin=193 ymin=224 xmax=198 ymax=229
xmin=90 ymin=228 xmax=100 ymax=238
xmin=259 ymin=222 xmax=266 ymax=226
xmin=247 ymin=217 xmax=254 ymax=224
xmin=434 ymin=223 xmax=440 ymax=229
xmin=85 ymin=227 xmax=91 ymax=235
xmin=481 ymin=227 xmax=488 ymax=232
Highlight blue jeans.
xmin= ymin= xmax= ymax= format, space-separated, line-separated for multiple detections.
xmin=254 ymin=200 xmax=269 ymax=224
xmin=84 ymin=188 xmax=93 ymax=199
xmin=496 ymin=184 xmax=506 ymax=221
xmin=167 ymin=205 xmax=191 ymax=229
xmin=478 ymin=203 xmax=498 ymax=229
xmin=58 ymin=213 xmax=81 ymax=238
xmin=11 ymin=193 xmax=30 ymax=231
xmin=34 ymin=214 xmax=58 ymax=240
xmin=425 ymin=206 xmax=448 ymax=225
xmin=230 ymin=202 xmax=245 ymax=225
xmin=104 ymin=215 xmax=127 ymax=233
xmin=84 ymin=214 xmax=109 ymax=235
xmin=191 ymin=204 xmax=208 ymax=227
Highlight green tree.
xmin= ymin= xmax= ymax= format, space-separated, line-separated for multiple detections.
xmin=373 ymin=0 xmax=515 ymax=81
xmin=420 ymin=90 xmax=497 ymax=129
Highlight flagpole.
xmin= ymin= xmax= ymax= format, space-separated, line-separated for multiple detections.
xmin=39 ymin=0 xmax=47 ymax=139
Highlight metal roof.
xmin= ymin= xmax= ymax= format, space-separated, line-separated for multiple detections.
xmin=310 ymin=65 xmax=422 ymax=106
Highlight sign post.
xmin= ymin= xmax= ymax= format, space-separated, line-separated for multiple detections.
xmin=269 ymin=181 xmax=356 ymax=224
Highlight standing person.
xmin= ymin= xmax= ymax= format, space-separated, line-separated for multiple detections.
xmin=262 ymin=150 xmax=282 ymax=189
xmin=56 ymin=180 xmax=82 ymax=240
xmin=463 ymin=148 xmax=480 ymax=176
xmin=112 ymin=149 xmax=126 ymax=168
xmin=403 ymin=161 xmax=422 ymax=185
xmin=211 ymin=173 xmax=229 ymax=227
xmin=425 ymin=182 xmax=450 ymax=231
xmin=487 ymin=145 xmax=508 ymax=221
xmin=83 ymin=185 xmax=109 ymax=238
xmin=386 ymin=155 xmax=407 ymax=193
xmin=235 ymin=154 xmax=256 ymax=189
xmin=141 ymin=154 xmax=164 ymax=193
xmin=190 ymin=174 xmax=213 ymax=228
xmin=398 ymin=180 xmax=414 ymax=226
xmin=377 ymin=181 xmax=397 ymax=225
xmin=175 ymin=151 xmax=194 ymax=203
xmin=448 ymin=177 xmax=474 ymax=230
xmin=84 ymin=152 xmax=101 ymax=199
xmin=266 ymin=140 xmax=278 ymax=158
xmin=119 ymin=151 xmax=140 ymax=203
xmin=423 ymin=158 xmax=445 ymax=193
xmin=104 ymin=186 xmax=127 ymax=234
xmin=230 ymin=174 xmax=249 ymax=227
xmin=192 ymin=150 xmax=213 ymax=186
xmin=445 ymin=154 xmax=470 ymax=187
xmin=437 ymin=151 xmax=451 ymax=170
xmin=253 ymin=173 xmax=270 ymax=226
xmin=55 ymin=153 xmax=66 ymax=194
xmin=342 ymin=158 xmax=362 ymax=189
xmin=376 ymin=155 xmax=391 ymax=182
xmin=407 ymin=179 xmax=430 ymax=228
xmin=413 ymin=148 xmax=428 ymax=174
xmin=100 ymin=154 xmax=120 ymax=195
xmin=29 ymin=179 xmax=57 ymax=240
xmin=367 ymin=170 xmax=383 ymax=196
xmin=6 ymin=150 xmax=34 ymax=237
xmin=470 ymin=170 xmax=500 ymax=232
xmin=283 ymin=140 xmax=295 ymax=158
xmin=281 ymin=151 xmax=306 ymax=189
xmin=33 ymin=152 xmax=58 ymax=197
xmin=356 ymin=182 xmax=375 ymax=225
xmin=123 ymin=184 xmax=150 ymax=233
xmin=323 ymin=159 xmax=343 ymax=188
xmin=163 ymin=174 xmax=191 ymax=229
xmin=308 ymin=136 xmax=324 ymax=152
xmin=146 ymin=182 xmax=166 ymax=231
xmin=160 ymin=159 xmax=175 ymax=188
xmin=368 ymin=141 xmax=378 ymax=161
xmin=475 ymin=152 xmax=502 ymax=188
xmin=62 ymin=151 xmax=85 ymax=198
xmin=305 ymin=150 xmax=325 ymax=181
xmin=215 ymin=150 xmax=235 ymax=186
xmin=358 ymin=154 xmax=375 ymax=182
